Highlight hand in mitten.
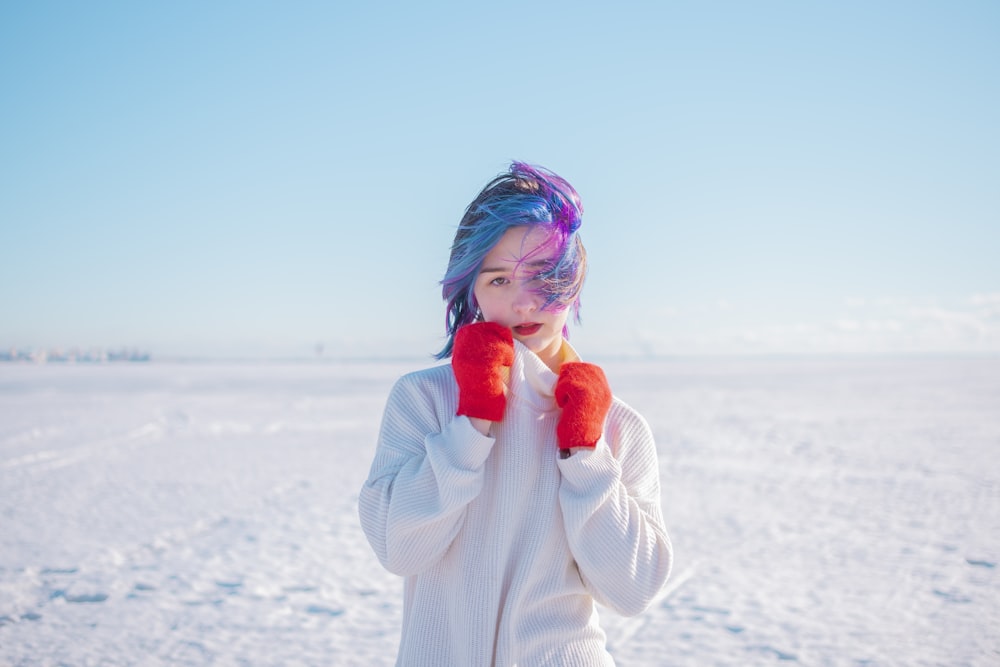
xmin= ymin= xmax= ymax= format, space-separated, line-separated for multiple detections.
xmin=452 ymin=321 xmax=515 ymax=422
xmin=555 ymin=362 xmax=613 ymax=452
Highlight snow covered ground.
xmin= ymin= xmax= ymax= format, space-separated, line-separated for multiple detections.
xmin=1 ymin=357 xmax=998 ymax=666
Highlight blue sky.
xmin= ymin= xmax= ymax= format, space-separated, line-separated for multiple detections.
xmin=2 ymin=1 xmax=998 ymax=359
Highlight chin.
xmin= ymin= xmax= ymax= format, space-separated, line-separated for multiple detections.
xmin=520 ymin=336 xmax=557 ymax=354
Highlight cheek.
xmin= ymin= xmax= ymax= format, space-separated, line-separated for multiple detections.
xmin=474 ymin=289 xmax=513 ymax=323
xmin=472 ymin=286 xmax=494 ymax=316
xmin=546 ymin=304 xmax=571 ymax=330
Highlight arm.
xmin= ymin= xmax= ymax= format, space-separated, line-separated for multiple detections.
xmin=557 ymin=401 xmax=673 ymax=616
xmin=358 ymin=372 xmax=494 ymax=576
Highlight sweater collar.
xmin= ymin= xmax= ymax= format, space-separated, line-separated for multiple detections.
xmin=509 ymin=339 xmax=581 ymax=411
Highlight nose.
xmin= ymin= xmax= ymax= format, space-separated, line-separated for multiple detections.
xmin=512 ymin=282 xmax=540 ymax=315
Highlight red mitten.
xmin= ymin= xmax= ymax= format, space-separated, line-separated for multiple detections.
xmin=555 ymin=362 xmax=613 ymax=450
xmin=452 ymin=322 xmax=515 ymax=422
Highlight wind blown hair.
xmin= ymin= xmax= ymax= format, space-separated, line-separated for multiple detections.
xmin=436 ymin=161 xmax=588 ymax=359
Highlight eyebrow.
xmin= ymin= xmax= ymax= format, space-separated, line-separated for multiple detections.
xmin=480 ymin=259 xmax=552 ymax=274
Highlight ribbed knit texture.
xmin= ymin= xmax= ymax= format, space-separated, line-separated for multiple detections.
xmin=359 ymin=341 xmax=673 ymax=666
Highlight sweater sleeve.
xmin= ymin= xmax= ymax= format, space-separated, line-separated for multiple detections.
xmin=557 ymin=399 xmax=673 ymax=616
xmin=358 ymin=370 xmax=494 ymax=576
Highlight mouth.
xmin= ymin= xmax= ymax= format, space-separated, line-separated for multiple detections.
xmin=512 ymin=323 xmax=543 ymax=336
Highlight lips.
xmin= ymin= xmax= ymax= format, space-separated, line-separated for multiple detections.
xmin=512 ymin=323 xmax=542 ymax=336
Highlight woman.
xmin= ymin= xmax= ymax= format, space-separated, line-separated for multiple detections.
xmin=359 ymin=162 xmax=672 ymax=666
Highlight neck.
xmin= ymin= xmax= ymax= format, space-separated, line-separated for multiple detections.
xmin=537 ymin=338 xmax=574 ymax=373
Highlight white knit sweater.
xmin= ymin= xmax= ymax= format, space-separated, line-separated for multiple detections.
xmin=359 ymin=341 xmax=672 ymax=666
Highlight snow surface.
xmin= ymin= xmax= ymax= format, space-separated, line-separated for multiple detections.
xmin=1 ymin=357 xmax=998 ymax=666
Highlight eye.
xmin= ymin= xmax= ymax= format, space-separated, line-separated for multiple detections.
xmin=489 ymin=276 xmax=510 ymax=286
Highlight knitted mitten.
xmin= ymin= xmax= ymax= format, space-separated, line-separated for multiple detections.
xmin=555 ymin=362 xmax=613 ymax=450
xmin=452 ymin=322 xmax=515 ymax=422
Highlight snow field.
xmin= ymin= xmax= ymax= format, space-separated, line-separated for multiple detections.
xmin=1 ymin=357 xmax=998 ymax=666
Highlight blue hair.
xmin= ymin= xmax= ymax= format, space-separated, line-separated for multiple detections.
xmin=436 ymin=162 xmax=587 ymax=359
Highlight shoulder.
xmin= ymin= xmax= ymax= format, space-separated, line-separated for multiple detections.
xmin=390 ymin=362 xmax=455 ymax=397
xmin=378 ymin=362 xmax=457 ymax=443
xmin=604 ymin=396 xmax=655 ymax=456
xmin=383 ymin=362 xmax=457 ymax=418
xmin=607 ymin=396 xmax=652 ymax=436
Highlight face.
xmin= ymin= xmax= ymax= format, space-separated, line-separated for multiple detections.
xmin=473 ymin=226 xmax=570 ymax=370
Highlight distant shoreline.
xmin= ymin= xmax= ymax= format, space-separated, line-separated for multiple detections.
xmin=3 ymin=350 xmax=998 ymax=366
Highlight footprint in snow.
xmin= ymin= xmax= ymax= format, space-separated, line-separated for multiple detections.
xmin=305 ymin=604 xmax=345 ymax=617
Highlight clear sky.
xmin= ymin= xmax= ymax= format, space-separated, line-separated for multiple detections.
xmin=2 ymin=1 xmax=998 ymax=359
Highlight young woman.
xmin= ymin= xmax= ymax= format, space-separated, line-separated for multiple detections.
xmin=359 ymin=162 xmax=672 ymax=666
